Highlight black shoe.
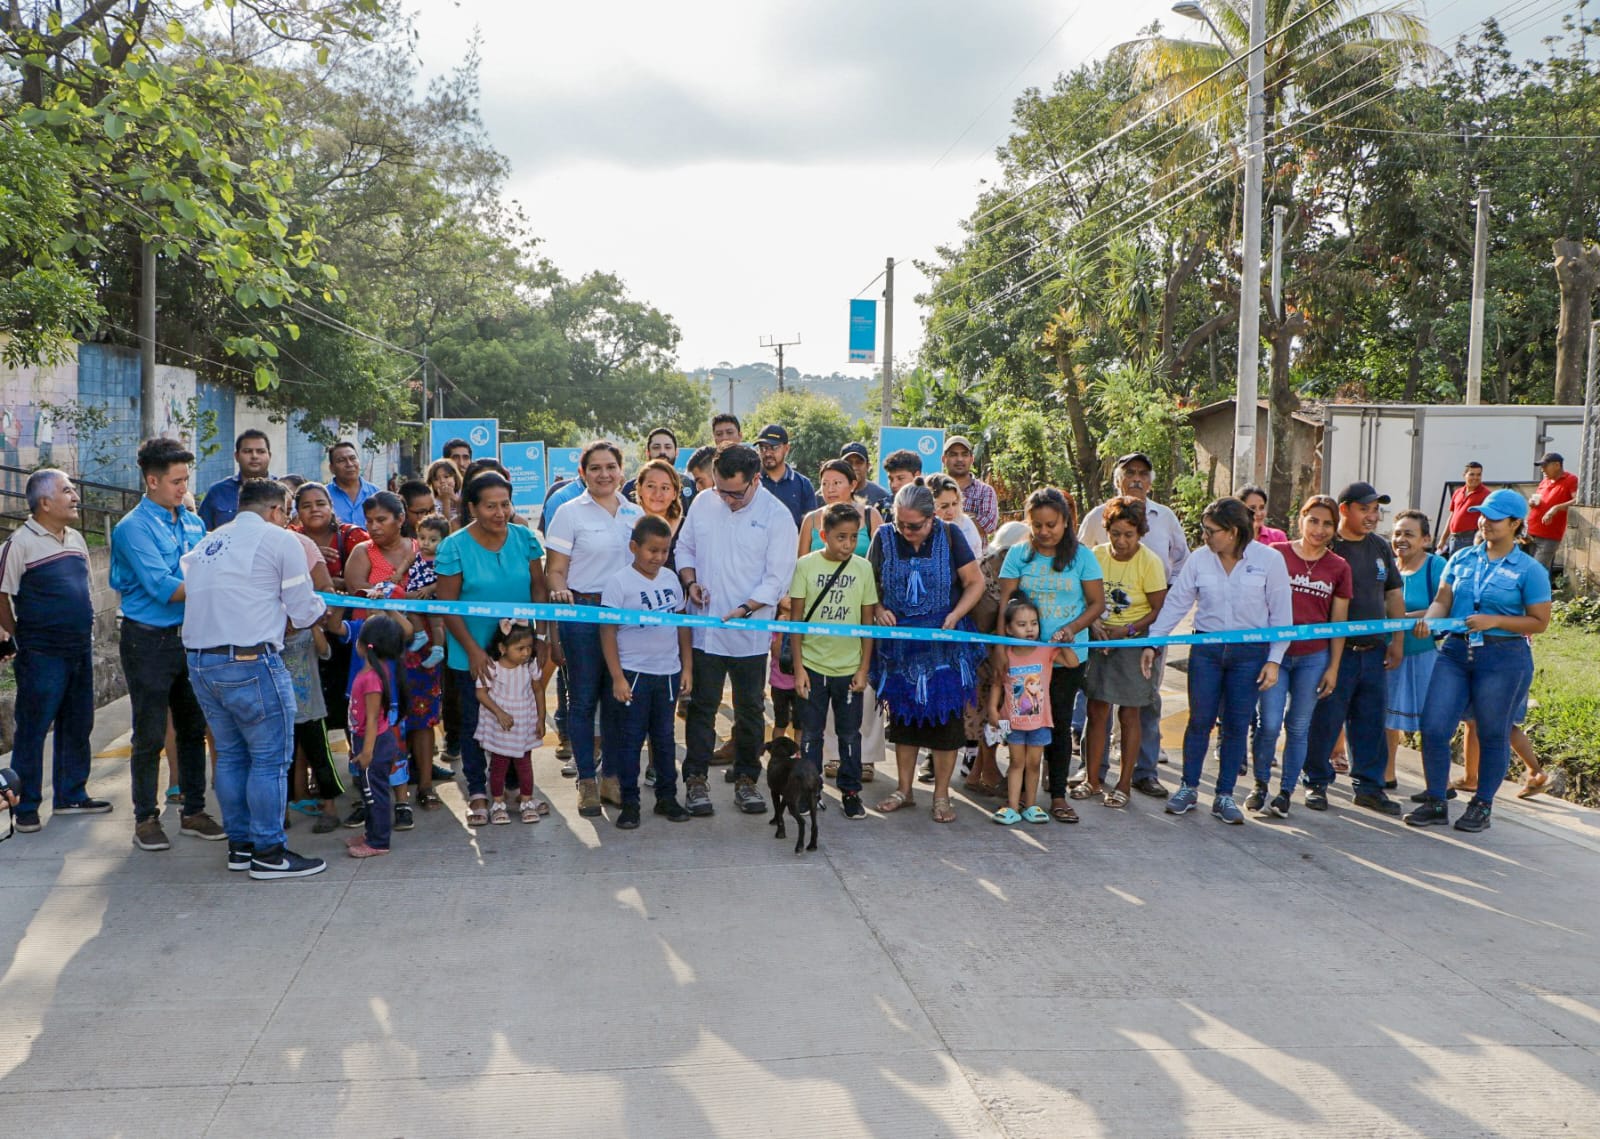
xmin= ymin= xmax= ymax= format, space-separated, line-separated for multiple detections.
xmin=248 ymin=846 xmax=328 ymax=880
xmin=653 ymin=797 xmax=690 ymax=822
xmin=616 ymin=804 xmax=641 ymax=830
xmin=1384 ymin=779 xmax=1398 ymax=790
xmin=723 ymin=767 xmax=740 ymax=783
xmin=643 ymin=765 xmax=656 ymax=787
xmin=842 ymin=792 xmax=866 ymax=820
xmin=343 ymin=803 xmax=367 ymax=828
xmin=431 ymin=763 xmax=454 ymax=782
xmin=1268 ymin=793 xmax=1291 ymax=818
xmin=1305 ymin=787 xmax=1329 ymax=812
xmin=1453 ymin=798 xmax=1492 ymax=833
xmin=1404 ymin=798 xmax=1450 ymax=828
xmin=54 ymin=798 xmax=112 ymax=814
xmin=1245 ymin=781 xmax=1268 ymax=813
xmin=394 ymin=804 xmax=415 ymax=831
xmin=1131 ymin=777 xmax=1167 ymax=798
xmin=1410 ymin=788 xmax=1461 ymax=802
xmin=917 ymin=764 xmax=935 ymax=785
xmin=227 ymin=841 xmax=255 ymax=872
xmin=1353 ymin=791 xmax=1402 ymax=817
xmin=15 ymin=810 xmax=41 ymax=833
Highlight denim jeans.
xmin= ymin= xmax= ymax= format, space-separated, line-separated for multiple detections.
xmin=10 ymin=646 xmax=96 ymax=814
xmin=1043 ymin=663 xmax=1089 ymax=797
xmin=1252 ymin=648 xmax=1328 ymax=794
xmin=1182 ymin=642 xmax=1268 ymax=797
xmin=186 ymin=650 xmax=296 ymax=850
xmin=608 ymin=670 xmax=680 ymax=804
xmin=684 ymin=651 xmax=766 ymax=782
xmin=800 ymin=668 xmax=864 ymax=794
xmin=1421 ymin=636 xmax=1533 ymax=805
xmin=1304 ymin=647 xmax=1389 ymax=795
xmin=559 ymin=619 xmax=611 ymax=782
xmin=121 ymin=619 xmax=209 ymax=822
xmin=449 ymin=669 xmax=491 ymax=798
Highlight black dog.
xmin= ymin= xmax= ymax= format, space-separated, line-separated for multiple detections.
xmin=765 ymin=737 xmax=819 ymax=854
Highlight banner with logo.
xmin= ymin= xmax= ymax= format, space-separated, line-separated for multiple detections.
xmin=877 ymin=426 xmax=944 ymax=485
xmin=428 ymin=418 xmax=498 ymax=463
xmin=548 ymin=447 xmax=584 ymax=483
xmin=500 ymin=441 xmax=547 ymax=516
xmin=849 ymin=299 xmax=877 ymax=364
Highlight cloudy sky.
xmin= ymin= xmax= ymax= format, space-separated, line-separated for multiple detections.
xmin=411 ymin=0 xmax=1560 ymax=379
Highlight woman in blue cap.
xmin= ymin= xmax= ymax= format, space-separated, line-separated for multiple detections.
xmin=1405 ymin=489 xmax=1551 ymax=833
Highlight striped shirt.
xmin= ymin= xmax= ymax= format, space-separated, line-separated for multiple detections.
xmin=0 ymin=518 xmax=93 ymax=654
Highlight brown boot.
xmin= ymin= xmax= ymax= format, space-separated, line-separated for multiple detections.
xmin=599 ymin=775 xmax=623 ymax=806
xmin=710 ymin=738 xmax=735 ymax=764
xmin=576 ymin=779 xmax=602 ymax=818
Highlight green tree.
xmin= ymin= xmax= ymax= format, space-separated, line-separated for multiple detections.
xmin=749 ymin=389 xmax=854 ymax=483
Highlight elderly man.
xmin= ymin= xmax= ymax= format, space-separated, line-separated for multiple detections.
xmin=182 ymin=479 xmax=329 ymax=879
xmin=754 ymin=423 xmax=815 ymax=528
xmin=111 ymin=437 xmax=220 ymax=852
xmin=0 ymin=469 xmax=109 ymax=833
xmin=942 ymin=435 xmax=998 ymax=543
xmin=198 ymin=429 xmax=274 ymax=530
xmin=677 ymin=444 xmax=799 ymax=816
xmin=326 ymin=439 xmax=380 ymax=526
xmin=1078 ymin=452 xmax=1190 ymax=798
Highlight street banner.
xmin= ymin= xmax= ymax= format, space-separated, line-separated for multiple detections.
xmin=548 ymin=447 xmax=584 ymax=483
xmin=849 ymin=299 xmax=877 ymax=364
xmin=877 ymin=426 xmax=944 ymax=485
xmin=500 ymin=441 xmax=546 ymax=517
xmin=428 ymin=418 xmax=497 ymax=462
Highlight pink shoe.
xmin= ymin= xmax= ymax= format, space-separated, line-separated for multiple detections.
xmin=347 ymin=841 xmax=390 ymax=858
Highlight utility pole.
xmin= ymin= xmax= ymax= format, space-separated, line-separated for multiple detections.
xmin=1581 ymin=319 xmax=1600 ymax=504
xmin=760 ymin=334 xmax=801 ymax=394
xmin=1230 ymin=0 xmax=1266 ymax=490
xmin=139 ymin=241 xmax=159 ymax=439
xmin=1270 ymin=204 xmax=1287 ymax=320
xmin=880 ymin=256 xmax=895 ymax=426
xmin=1466 ymin=188 xmax=1490 ymax=406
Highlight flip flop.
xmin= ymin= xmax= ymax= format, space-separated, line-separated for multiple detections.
xmin=931 ymin=797 xmax=956 ymax=823
xmin=1103 ymin=788 xmax=1129 ymax=808
xmin=1517 ymin=771 xmax=1550 ymax=799
xmin=1050 ymin=802 xmax=1079 ymax=823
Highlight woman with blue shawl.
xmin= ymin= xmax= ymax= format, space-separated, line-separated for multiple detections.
xmin=868 ymin=482 xmax=986 ymax=823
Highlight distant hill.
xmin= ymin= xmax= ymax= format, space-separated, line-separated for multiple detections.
xmin=685 ymin=363 xmax=877 ymax=423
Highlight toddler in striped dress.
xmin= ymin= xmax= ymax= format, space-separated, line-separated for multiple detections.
xmin=475 ymin=620 xmax=546 ymax=824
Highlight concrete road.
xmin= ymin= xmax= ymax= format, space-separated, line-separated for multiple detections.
xmin=3 ymin=688 xmax=1599 ymax=1138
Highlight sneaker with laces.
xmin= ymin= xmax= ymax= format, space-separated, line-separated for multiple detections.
xmin=1353 ymin=791 xmax=1402 ymax=817
xmin=1305 ymin=787 xmax=1329 ymax=812
xmin=1269 ymin=793 xmax=1292 ymax=818
xmin=180 ymin=812 xmax=226 ymax=840
xmin=1165 ymin=785 xmax=1199 ymax=815
xmin=1453 ymin=797 xmax=1492 ymax=833
xmin=615 ymin=803 xmax=641 ymax=830
xmin=54 ymin=798 xmax=112 ymax=814
xmin=684 ymin=778 xmax=714 ymax=817
xmin=227 ymin=841 xmax=255 ymax=872
xmin=133 ymin=818 xmax=171 ymax=850
xmin=15 ymin=811 xmax=42 ymax=833
xmin=1212 ymin=795 xmax=1245 ymax=824
xmin=653 ymin=797 xmax=690 ymax=822
xmin=560 ymin=757 xmax=578 ymax=778
xmin=394 ymin=803 xmax=415 ymax=830
xmin=841 ymin=793 xmax=866 ymax=820
xmin=733 ymin=776 xmax=767 ymax=814
xmin=1245 ymin=781 xmax=1268 ymax=813
xmin=1404 ymin=798 xmax=1450 ymax=827
xmin=343 ymin=803 xmax=367 ymax=828
xmin=248 ymin=846 xmax=328 ymax=880
xmin=575 ymin=779 xmax=602 ymax=818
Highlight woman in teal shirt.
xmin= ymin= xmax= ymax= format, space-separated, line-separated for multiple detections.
xmin=1406 ymin=489 xmax=1550 ymax=834
xmin=1385 ymin=509 xmax=1447 ymax=784
xmin=435 ymin=472 xmax=550 ymax=826
xmin=798 ymin=460 xmax=882 ymax=558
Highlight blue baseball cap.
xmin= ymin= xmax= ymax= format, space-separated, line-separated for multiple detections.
xmin=1469 ymin=488 xmax=1528 ymax=521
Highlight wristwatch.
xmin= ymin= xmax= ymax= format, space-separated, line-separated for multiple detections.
xmin=736 ymin=603 xmax=752 ymax=617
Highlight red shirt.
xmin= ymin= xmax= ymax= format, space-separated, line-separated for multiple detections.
xmin=1527 ymin=473 xmax=1578 ymax=541
xmin=1447 ymin=484 xmax=1490 ymax=535
xmin=1273 ymin=542 xmax=1353 ymax=657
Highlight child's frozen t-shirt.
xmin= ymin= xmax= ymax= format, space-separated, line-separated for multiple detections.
xmin=1002 ymin=644 xmax=1057 ymax=731
xmin=601 ymin=564 xmax=686 ymax=676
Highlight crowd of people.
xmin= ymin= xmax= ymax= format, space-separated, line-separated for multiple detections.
xmin=0 ymin=417 xmax=1566 ymax=877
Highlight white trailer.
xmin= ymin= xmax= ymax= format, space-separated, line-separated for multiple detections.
xmin=1321 ymin=403 xmax=1584 ymax=533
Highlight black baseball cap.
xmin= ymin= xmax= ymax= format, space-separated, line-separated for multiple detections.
xmin=840 ymin=442 xmax=869 ymax=461
xmin=1115 ymin=452 xmax=1154 ymax=470
xmin=1537 ymin=452 xmax=1564 ymax=466
xmin=755 ymin=424 xmax=789 ymax=446
xmin=1336 ymin=481 xmax=1391 ymax=506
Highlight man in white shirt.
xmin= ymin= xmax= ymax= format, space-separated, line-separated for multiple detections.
xmin=1078 ymin=452 xmax=1190 ymax=798
xmin=675 ymin=445 xmax=799 ymax=816
xmin=181 ymin=479 xmax=329 ymax=880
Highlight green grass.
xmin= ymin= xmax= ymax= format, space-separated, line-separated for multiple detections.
xmin=1527 ymin=624 xmax=1600 ymax=805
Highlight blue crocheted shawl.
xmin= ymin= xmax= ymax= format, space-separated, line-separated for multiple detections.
xmin=869 ymin=522 xmax=982 ymax=726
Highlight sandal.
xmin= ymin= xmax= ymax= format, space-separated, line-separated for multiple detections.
xmin=823 ymin=760 xmax=840 ymax=779
xmin=1050 ymin=801 xmax=1079 ymax=823
xmin=877 ymin=789 xmax=914 ymax=813
xmin=1449 ymin=778 xmax=1478 ymax=793
xmin=1517 ymin=771 xmax=1550 ymax=799
xmin=520 ymin=799 xmax=541 ymax=823
xmin=165 ymin=785 xmax=182 ymax=804
xmin=991 ymin=807 xmax=1021 ymax=826
xmin=418 ymin=790 xmax=443 ymax=811
xmin=1331 ymin=754 xmax=1350 ymax=775
xmin=465 ymin=798 xmax=490 ymax=827
xmin=489 ymin=801 xmax=510 ymax=825
xmin=1068 ymin=783 xmax=1099 ymax=801
xmin=1103 ymin=788 xmax=1129 ymax=809
xmin=1020 ymin=805 xmax=1049 ymax=824
xmin=529 ymin=795 xmax=551 ymax=816
xmin=963 ymin=777 xmax=1003 ymax=798
xmin=931 ymin=796 xmax=956 ymax=824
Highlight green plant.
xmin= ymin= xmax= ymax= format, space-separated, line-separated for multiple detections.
xmin=35 ymin=399 xmax=117 ymax=474
xmin=1551 ymin=596 xmax=1600 ymax=631
xmin=171 ymin=397 xmax=221 ymax=462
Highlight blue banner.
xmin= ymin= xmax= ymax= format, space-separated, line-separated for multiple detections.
xmin=877 ymin=426 xmax=944 ymax=484
xmin=674 ymin=449 xmax=692 ymax=474
xmin=548 ymin=447 xmax=584 ymax=483
xmin=428 ymin=418 xmax=498 ymax=463
xmin=849 ymin=299 xmax=877 ymax=364
xmin=500 ymin=440 xmax=546 ymax=516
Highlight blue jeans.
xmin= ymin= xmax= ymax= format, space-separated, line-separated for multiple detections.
xmin=559 ymin=619 xmax=611 ymax=782
xmin=10 ymin=646 xmax=96 ymax=814
xmin=609 ymin=671 xmax=680 ymax=804
xmin=800 ymin=669 xmax=865 ymax=794
xmin=448 ymin=669 xmax=491 ymax=798
xmin=186 ymin=650 xmax=296 ymax=850
xmin=1304 ymin=647 xmax=1390 ymax=795
xmin=1182 ymin=642 xmax=1268 ymax=797
xmin=1252 ymin=649 xmax=1328 ymax=794
xmin=1421 ymin=636 xmax=1533 ymax=804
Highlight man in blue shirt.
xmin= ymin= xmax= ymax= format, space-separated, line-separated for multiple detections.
xmin=326 ymin=439 xmax=380 ymax=525
xmin=197 ymin=429 xmax=274 ymax=530
xmin=755 ymin=423 xmax=815 ymax=528
xmin=110 ymin=437 xmax=221 ymax=852
xmin=0 ymin=469 xmax=109 ymax=832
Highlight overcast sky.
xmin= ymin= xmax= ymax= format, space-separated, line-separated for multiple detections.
xmin=411 ymin=0 xmax=1563 ymax=380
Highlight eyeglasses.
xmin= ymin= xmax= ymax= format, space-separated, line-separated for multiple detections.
xmin=716 ymin=482 xmax=754 ymax=501
xmin=1201 ymin=524 xmax=1225 ymax=538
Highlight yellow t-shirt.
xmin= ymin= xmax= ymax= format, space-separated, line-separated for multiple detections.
xmin=1092 ymin=543 xmax=1167 ymax=628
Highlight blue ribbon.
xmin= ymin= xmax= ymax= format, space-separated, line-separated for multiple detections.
xmin=319 ymin=593 xmax=1469 ymax=651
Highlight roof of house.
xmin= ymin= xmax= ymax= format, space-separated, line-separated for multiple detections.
xmin=1184 ymin=397 xmax=1324 ymax=428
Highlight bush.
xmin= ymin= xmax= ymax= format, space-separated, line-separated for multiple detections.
xmin=1525 ymin=625 xmax=1600 ymax=805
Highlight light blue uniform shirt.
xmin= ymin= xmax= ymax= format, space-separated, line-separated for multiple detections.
xmin=110 ymin=497 xmax=207 ymax=627
xmin=1441 ymin=544 xmax=1551 ymax=622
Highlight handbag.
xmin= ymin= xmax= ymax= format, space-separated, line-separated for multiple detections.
xmin=778 ymin=557 xmax=853 ymax=675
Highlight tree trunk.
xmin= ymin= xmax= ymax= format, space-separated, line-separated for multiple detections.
xmin=1053 ymin=350 xmax=1101 ymax=507
xmin=1553 ymin=238 xmax=1600 ymax=404
xmin=1266 ymin=311 xmax=1306 ymax=525
xmin=1159 ymin=231 xmax=1209 ymax=382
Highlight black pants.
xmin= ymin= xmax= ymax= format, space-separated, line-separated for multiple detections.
xmin=1043 ymin=663 xmax=1089 ymax=798
xmin=319 ymin=637 xmax=354 ymax=733
xmin=294 ymin=719 xmax=344 ymax=800
xmin=120 ymin=619 xmax=209 ymax=822
xmin=683 ymin=651 xmax=765 ymax=783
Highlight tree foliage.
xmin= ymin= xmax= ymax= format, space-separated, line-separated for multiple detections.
xmin=748 ymin=389 xmax=855 ymax=483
